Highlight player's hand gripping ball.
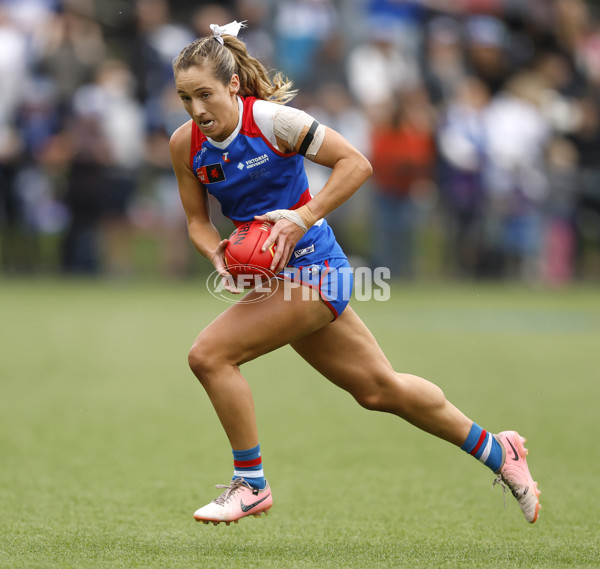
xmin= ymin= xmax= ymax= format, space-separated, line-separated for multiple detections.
xmin=224 ymin=220 xmax=277 ymax=283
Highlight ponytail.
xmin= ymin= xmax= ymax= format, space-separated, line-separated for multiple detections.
xmin=173 ymin=33 xmax=297 ymax=104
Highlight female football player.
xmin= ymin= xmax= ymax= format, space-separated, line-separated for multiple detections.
xmin=169 ymin=21 xmax=540 ymax=525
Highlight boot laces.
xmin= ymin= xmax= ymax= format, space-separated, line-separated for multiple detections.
xmin=493 ymin=474 xmax=521 ymax=508
xmin=212 ymin=478 xmax=251 ymax=506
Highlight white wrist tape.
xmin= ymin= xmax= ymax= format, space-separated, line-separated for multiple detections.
xmin=263 ymin=209 xmax=308 ymax=232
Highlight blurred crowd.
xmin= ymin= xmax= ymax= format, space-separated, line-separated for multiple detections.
xmin=1 ymin=0 xmax=600 ymax=284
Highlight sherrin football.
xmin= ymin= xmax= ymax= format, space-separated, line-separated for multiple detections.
xmin=224 ymin=220 xmax=276 ymax=280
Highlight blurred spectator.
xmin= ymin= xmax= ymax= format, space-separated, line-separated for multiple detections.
xmin=482 ymin=71 xmax=552 ymax=280
xmin=0 ymin=7 xmax=29 ymax=273
xmin=536 ymin=50 xmax=583 ymax=133
xmin=422 ymin=16 xmax=467 ymax=106
xmin=542 ymin=136 xmax=578 ymax=286
xmin=273 ymin=0 xmax=338 ymax=87
xmin=347 ymin=19 xmax=421 ymax=108
xmin=191 ymin=3 xmax=234 ymax=39
xmin=2 ymin=0 xmax=600 ymax=283
xmin=436 ymin=76 xmax=491 ymax=278
xmin=35 ymin=0 xmax=106 ymax=118
xmin=12 ymin=76 xmax=68 ymax=270
xmin=1 ymin=0 xmax=57 ymax=36
xmin=51 ymin=58 xmax=145 ymax=276
xmin=58 ymin=112 xmax=109 ymax=274
xmin=303 ymin=30 xmax=348 ymax=93
xmin=132 ymin=0 xmax=193 ymax=130
xmin=554 ymin=0 xmax=588 ymax=55
xmin=0 ymin=128 xmax=29 ymax=274
xmin=0 ymin=7 xmax=29 ymax=126
xmin=70 ymin=60 xmax=146 ymax=277
xmin=134 ymin=86 xmax=191 ymax=279
xmin=364 ymin=0 xmax=426 ymax=56
xmin=234 ymin=0 xmax=274 ymax=65
xmin=575 ymin=12 xmax=600 ymax=89
xmin=569 ymin=92 xmax=600 ymax=279
xmin=464 ymin=15 xmax=509 ymax=94
xmin=368 ymin=90 xmax=436 ymax=278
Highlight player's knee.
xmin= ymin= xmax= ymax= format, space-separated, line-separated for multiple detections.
xmin=188 ymin=340 xmax=221 ymax=382
xmin=187 ymin=344 xmax=206 ymax=378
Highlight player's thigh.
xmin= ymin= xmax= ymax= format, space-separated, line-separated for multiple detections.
xmin=191 ymin=283 xmax=333 ymax=367
xmin=289 ymin=305 xmax=396 ymax=399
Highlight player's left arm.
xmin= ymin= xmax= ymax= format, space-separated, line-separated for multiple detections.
xmin=258 ymin=125 xmax=372 ymax=272
xmin=303 ymin=127 xmax=373 ymax=221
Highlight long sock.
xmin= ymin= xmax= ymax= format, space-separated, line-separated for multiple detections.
xmin=461 ymin=422 xmax=503 ymax=473
xmin=232 ymin=444 xmax=266 ymax=489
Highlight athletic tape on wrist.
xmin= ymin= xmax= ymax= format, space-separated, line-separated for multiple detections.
xmin=263 ymin=209 xmax=308 ymax=232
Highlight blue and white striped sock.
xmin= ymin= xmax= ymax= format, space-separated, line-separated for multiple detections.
xmin=461 ymin=422 xmax=503 ymax=473
xmin=232 ymin=444 xmax=266 ymax=489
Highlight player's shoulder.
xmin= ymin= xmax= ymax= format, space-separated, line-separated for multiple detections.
xmin=252 ymin=99 xmax=308 ymax=150
xmin=253 ymin=99 xmax=303 ymax=123
xmin=252 ymin=98 xmax=282 ymax=120
xmin=169 ymin=120 xmax=195 ymax=171
xmin=169 ymin=119 xmax=193 ymax=153
xmin=250 ymin=99 xmax=279 ymax=146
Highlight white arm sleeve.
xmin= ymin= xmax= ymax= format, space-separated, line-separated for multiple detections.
xmin=253 ymin=100 xmax=325 ymax=158
xmin=273 ymin=106 xmax=325 ymax=158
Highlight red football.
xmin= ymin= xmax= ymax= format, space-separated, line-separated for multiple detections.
xmin=224 ymin=220 xmax=276 ymax=280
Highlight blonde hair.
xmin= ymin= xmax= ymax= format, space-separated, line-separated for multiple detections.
xmin=173 ymin=34 xmax=297 ymax=104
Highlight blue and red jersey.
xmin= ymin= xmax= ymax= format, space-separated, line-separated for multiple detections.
xmin=189 ymin=96 xmax=345 ymax=266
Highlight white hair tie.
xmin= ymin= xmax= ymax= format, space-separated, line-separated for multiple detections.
xmin=210 ymin=20 xmax=247 ymax=45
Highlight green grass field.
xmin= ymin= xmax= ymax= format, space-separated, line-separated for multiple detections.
xmin=1 ymin=279 xmax=599 ymax=568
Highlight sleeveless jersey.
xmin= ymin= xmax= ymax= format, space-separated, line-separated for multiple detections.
xmin=189 ymin=96 xmax=345 ymax=265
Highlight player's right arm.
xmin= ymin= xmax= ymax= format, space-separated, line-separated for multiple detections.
xmin=169 ymin=120 xmax=229 ymax=277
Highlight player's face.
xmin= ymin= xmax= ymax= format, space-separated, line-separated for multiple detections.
xmin=176 ymin=65 xmax=240 ymax=142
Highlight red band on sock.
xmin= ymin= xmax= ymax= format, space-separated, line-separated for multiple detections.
xmin=233 ymin=457 xmax=263 ymax=468
xmin=470 ymin=430 xmax=487 ymax=456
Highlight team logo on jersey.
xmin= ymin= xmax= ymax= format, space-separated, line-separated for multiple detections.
xmin=223 ymin=152 xmax=230 ymax=163
xmin=197 ymin=163 xmax=226 ymax=184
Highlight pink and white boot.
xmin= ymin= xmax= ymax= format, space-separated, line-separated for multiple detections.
xmin=194 ymin=478 xmax=273 ymax=525
xmin=493 ymin=431 xmax=541 ymax=523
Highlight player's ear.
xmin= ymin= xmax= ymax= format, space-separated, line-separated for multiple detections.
xmin=229 ymin=74 xmax=240 ymax=95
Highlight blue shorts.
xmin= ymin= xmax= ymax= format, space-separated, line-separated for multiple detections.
xmin=277 ymin=257 xmax=354 ymax=320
